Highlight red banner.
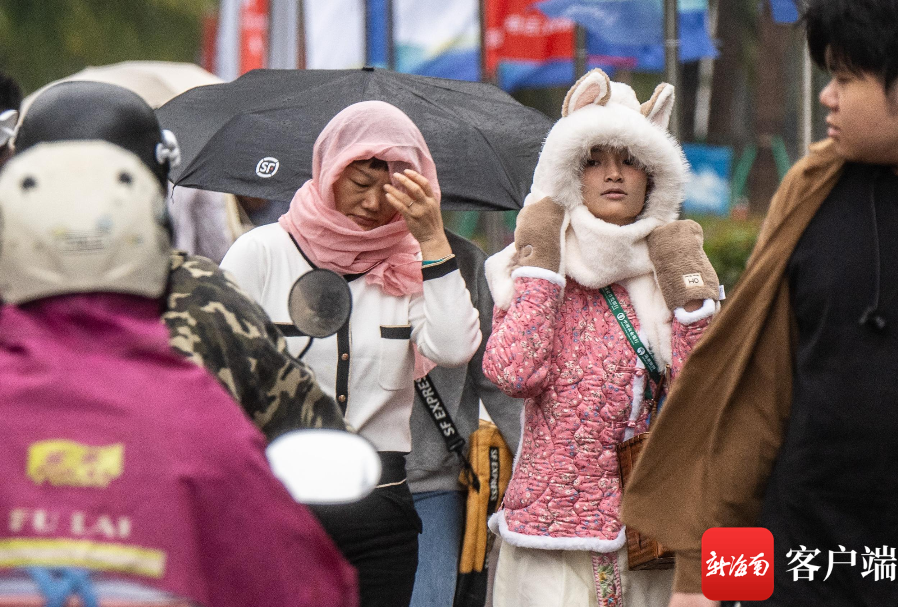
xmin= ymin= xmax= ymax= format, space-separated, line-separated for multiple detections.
xmin=201 ymin=13 xmax=218 ymax=74
xmin=240 ymin=0 xmax=269 ymax=74
xmin=484 ymin=0 xmax=574 ymax=76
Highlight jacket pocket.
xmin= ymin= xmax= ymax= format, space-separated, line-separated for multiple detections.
xmin=378 ymin=325 xmax=414 ymax=391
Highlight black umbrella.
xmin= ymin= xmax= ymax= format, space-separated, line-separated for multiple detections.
xmin=156 ymin=67 xmax=553 ymax=211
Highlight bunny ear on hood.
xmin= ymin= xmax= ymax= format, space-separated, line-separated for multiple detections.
xmin=528 ymin=68 xmax=689 ymax=224
xmin=640 ymin=82 xmax=677 ymax=130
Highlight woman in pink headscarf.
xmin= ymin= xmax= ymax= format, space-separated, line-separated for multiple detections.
xmin=221 ymin=101 xmax=481 ymax=606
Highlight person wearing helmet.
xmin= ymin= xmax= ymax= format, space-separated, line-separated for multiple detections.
xmin=0 ymin=137 xmax=356 ymax=605
xmin=12 ymin=81 xmax=346 ymax=440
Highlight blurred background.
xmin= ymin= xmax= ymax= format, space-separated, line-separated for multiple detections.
xmin=0 ymin=0 xmax=825 ymax=290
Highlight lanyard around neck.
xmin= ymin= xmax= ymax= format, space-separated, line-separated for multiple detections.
xmin=599 ymin=286 xmax=662 ymax=386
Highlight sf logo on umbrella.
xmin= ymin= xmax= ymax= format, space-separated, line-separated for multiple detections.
xmin=256 ymin=157 xmax=279 ymax=178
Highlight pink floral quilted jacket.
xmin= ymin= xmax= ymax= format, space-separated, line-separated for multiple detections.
xmin=483 ymin=276 xmax=709 ymax=552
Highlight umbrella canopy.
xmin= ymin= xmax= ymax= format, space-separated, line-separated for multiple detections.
xmin=20 ymin=61 xmax=222 ymax=114
xmin=155 ymin=68 xmax=553 ymax=211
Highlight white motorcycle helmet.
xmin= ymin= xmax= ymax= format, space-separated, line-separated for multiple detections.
xmin=0 ymin=140 xmax=171 ymax=304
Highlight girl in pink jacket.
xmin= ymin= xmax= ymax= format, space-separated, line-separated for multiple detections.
xmin=482 ymin=69 xmax=720 ymax=606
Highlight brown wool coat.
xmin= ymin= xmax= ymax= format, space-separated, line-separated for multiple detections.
xmin=619 ymin=139 xmax=845 ymax=593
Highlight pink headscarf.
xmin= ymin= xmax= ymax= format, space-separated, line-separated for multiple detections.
xmin=279 ymin=101 xmax=441 ymax=298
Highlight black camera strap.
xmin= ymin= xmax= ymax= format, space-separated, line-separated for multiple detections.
xmin=414 ymin=374 xmax=480 ymax=492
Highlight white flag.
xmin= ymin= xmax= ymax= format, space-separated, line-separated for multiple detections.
xmin=303 ymin=0 xmax=366 ymax=69
xmin=394 ymin=0 xmax=480 ymax=80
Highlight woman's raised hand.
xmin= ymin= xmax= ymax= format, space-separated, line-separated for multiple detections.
xmin=384 ymin=169 xmax=452 ymax=261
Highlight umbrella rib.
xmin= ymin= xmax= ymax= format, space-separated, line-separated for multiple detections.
xmin=389 ymin=78 xmax=522 ymax=207
xmin=397 ymin=72 xmax=525 ymax=105
xmin=361 ymin=68 xmax=374 ymax=99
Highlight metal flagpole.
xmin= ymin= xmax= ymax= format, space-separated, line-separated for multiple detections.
xmin=694 ymin=0 xmax=719 ymax=141
xmin=364 ymin=0 xmax=371 ymax=65
xmin=799 ymin=39 xmax=814 ymax=156
xmin=663 ymin=0 xmax=680 ymax=138
xmin=268 ymin=0 xmax=299 ymax=69
xmin=479 ymin=0 xmax=489 ymax=83
xmin=574 ymin=24 xmax=588 ymax=79
xmin=481 ymin=0 xmax=506 ymax=253
xmin=216 ymin=0 xmax=242 ymax=81
xmin=386 ymin=0 xmax=395 ymax=70
xmin=296 ymin=0 xmax=306 ymax=69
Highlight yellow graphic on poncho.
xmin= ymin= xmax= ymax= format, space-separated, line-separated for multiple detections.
xmin=28 ymin=440 xmax=123 ymax=488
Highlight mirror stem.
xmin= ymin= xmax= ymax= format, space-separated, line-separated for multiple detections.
xmin=298 ymin=337 xmax=314 ymax=359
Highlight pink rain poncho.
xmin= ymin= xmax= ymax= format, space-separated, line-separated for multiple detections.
xmin=0 ymin=293 xmax=357 ymax=606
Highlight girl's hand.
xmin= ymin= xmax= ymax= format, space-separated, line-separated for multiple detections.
xmin=383 ymin=169 xmax=451 ymax=260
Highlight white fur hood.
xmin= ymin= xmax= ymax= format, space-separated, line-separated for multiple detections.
xmin=528 ymin=75 xmax=689 ymax=223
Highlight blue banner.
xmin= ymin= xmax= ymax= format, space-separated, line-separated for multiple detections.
xmin=498 ymin=59 xmax=575 ymax=91
xmin=585 ymin=9 xmax=717 ymax=70
xmin=535 ymin=0 xmax=718 ymax=70
xmin=366 ymin=0 xmax=391 ymax=67
xmin=682 ymin=143 xmax=733 ymax=216
xmin=769 ymin=0 xmax=799 ymax=24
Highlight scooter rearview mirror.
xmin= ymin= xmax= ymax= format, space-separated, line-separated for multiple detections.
xmin=287 ymin=268 xmax=352 ymax=338
xmin=0 ymin=109 xmax=18 ymax=147
xmin=266 ymin=430 xmax=381 ymax=504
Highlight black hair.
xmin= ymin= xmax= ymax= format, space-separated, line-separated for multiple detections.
xmin=348 ymin=158 xmax=390 ymax=172
xmin=583 ymin=145 xmax=650 ymax=175
xmin=0 ymin=71 xmax=22 ymax=112
xmin=366 ymin=158 xmax=390 ymax=171
xmin=803 ymin=0 xmax=897 ymax=91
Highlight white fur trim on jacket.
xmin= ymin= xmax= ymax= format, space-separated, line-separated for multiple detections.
xmin=489 ymin=511 xmax=628 ymax=553
xmin=620 ymin=273 xmax=673 ymax=366
xmin=674 ymin=297 xmax=718 ymax=324
xmin=511 ymin=266 xmax=566 ymax=287
xmin=484 ymin=243 xmax=517 ymax=311
xmin=623 ymin=366 xmax=647 ymax=441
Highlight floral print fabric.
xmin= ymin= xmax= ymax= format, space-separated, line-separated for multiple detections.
xmin=484 ymin=276 xmax=708 ymax=548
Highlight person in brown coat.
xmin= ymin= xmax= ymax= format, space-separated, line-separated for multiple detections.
xmin=620 ymin=0 xmax=897 ymax=605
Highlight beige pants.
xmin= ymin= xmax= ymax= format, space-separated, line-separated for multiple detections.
xmin=492 ymin=542 xmax=674 ymax=607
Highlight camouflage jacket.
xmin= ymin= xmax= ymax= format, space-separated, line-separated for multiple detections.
xmin=162 ymin=251 xmax=347 ymax=439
